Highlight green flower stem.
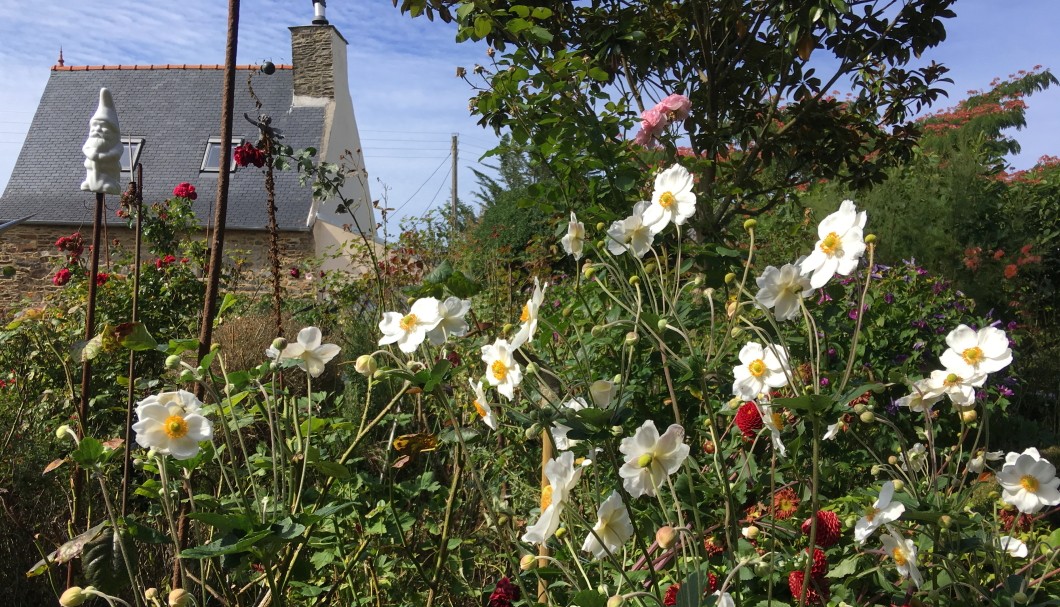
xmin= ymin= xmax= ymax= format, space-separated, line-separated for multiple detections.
xmin=94 ymin=472 xmax=145 ymax=607
xmin=797 ymin=415 xmax=823 ymax=607
xmin=292 ymin=373 xmax=313 ymax=513
xmin=215 ymin=357 xmax=260 ymax=508
xmin=562 ymin=535 xmax=593 ymax=588
xmin=156 ymin=455 xmax=189 ymax=591
xmin=425 ymin=441 xmax=462 ymax=607
xmin=838 ymin=243 xmax=876 ymax=395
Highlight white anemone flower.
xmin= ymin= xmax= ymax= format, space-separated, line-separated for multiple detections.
xmin=132 ymin=390 xmax=213 ymax=460
xmin=481 ymin=338 xmax=523 ymax=400
xmin=589 ymin=379 xmax=618 ymax=408
xmin=469 ymin=379 xmax=497 ymax=430
xmin=560 ymin=211 xmax=586 ymax=260
xmin=755 ymin=262 xmax=813 ymax=321
xmin=618 ymin=420 xmax=691 ymax=498
xmin=266 ymin=326 xmax=341 ymax=378
xmin=923 ymin=368 xmax=986 ymax=408
xmin=510 ymin=278 xmax=548 ymax=350
xmin=997 ymin=449 xmax=1060 ymax=514
xmin=642 ymin=164 xmax=697 ymax=234
xmin=968 ymin=449 xmax=1004 ymax=474
xmin=799 ymin=199 xmax=868 ymax=288
xmin=713 ymin=593 xmax=735 ymax=607
xmin=901 ymin=443 xmax=929 ymax=474
xmin=581 ymin=491 xmax=634 ymax=559
xmin=732 ymin=342 xmax=792 ymax=400
xmin=522 ymin=451 xmax=585 ymax=545
xmin=823 ymin=419 xmax=844 ymax=441
xmin=551 ymin=397 xmax=588 ymax=451
xmin=881 ymin=528 xmax=922 ymax=588
xmin=997 ymin=536 xmax=1029 ymax=558
xmin=758 ymin=403 xmax=788 ymax=457
xmin=896 ymin=378 xmax=945 ymax=414
xmin=940 ymin=324 xmax=1013 ymax=377
xmin=378 ymin=297 xmax=443 ymax=354
xmin=606 ymin=201 xmax=655 ymax=258
xmin=854 ymin=481 xmax=905 ymax=544
xmin=426 ymin=297 xmax=471 ymax=346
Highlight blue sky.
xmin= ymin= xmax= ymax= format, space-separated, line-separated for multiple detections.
xmin=0 ymin=0 xmax=1057 ymax=234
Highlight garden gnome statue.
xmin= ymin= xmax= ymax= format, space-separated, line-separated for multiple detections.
xmin=80 ymin=88 xmax=122 ymax=195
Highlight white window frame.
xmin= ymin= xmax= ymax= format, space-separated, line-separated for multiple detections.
xmin=200 ymin=137 xmax=243 ymax=172
xmin=120 ymin=137 xmax=145 ymax=172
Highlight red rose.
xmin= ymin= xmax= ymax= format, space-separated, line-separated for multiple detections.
xmin=173 ymin=182 xmax=198 ymax=200
xmin=95 ymin=272 xmax=109 ymax=286
xmin=52 ymin=268 xmax=72 ymax=286
xmin=487 ymin=577 xmax=520 ymax=607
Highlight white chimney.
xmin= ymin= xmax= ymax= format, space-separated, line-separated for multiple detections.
xmin=312 ymin=0 xmax=328 ymax=25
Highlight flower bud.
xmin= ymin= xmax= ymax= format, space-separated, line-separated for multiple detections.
xmin=271 ymin=337 xmax=288 ymax=352
xmin=730 ymin=327 xmax=743 ymax=338
xmin=169 ymin=589 xmax=192 ymax=607
xmin=1014 ymin=592 xmax=1029 ymax=604
xmin=555 ymin=527 xmax=567 ymax=539
xmin=596 ymin=240 xmax=606 ymax=249
xmin=891 ymin=479 xmax=905 ymax=492
xmin=628 ymin=275 xmax=640 ymax=286
xmin=643 ymin=262 xmax=657 ymax=274
xmin=562 ymin=306 xmax=573 ymax=318
xmin=657 ymin=318 xmax=668 ymax=332
xmin=859 ymin=410 xmax=875 ymax=424
xmin=56 ymin=424 xmax=73 ymax=441
xmin=887 ymin=455 xmax=899 ymax=466
xmin=60 ymin=587 xmax=89 ymax=607
xmin=355 ymin=354 xmax=377 ymax=377
xmin=502 ymin=322 xmax=514 ymax=335
xmin=582 ymin=263 xmax=596 ymax=279
xmin=624 ymin=332 xmax=639 ymax=346
xmin=692 ymin=274 xmax=705 ymax=287
xmin=865 ymin=234 xmax=877 ymax=244
xmin=591 ymin=325 xmax=605 ymax=337
xmin=853 ymin=403 xmax=866 ymax=414
xmin=743 ymin=219 xmax=757 ymax=231
xmin=724 ymin=272 xmax=737 ymax=284
xmin=520 ymin=554 xmax=537 ymax=571
xmin=610 ymin=425 xmax=624 ymax=437
xmin=210 ymin=343 xmax=221 ymax=352
xmin=702 ymin=440 xmax=716 ymax=454
xmin=656 ymin=525 xmax=677 ymax=549
xmin=525 ymin=362 xmax=539 ymax=376
xmin=373 ymin=369 xmax=386 ymax=379
xmin=178 ymin=369 xmax=196 ymax=383
xmin=939 ymin=515 xmax=953 ymax=529
xmin=165 ymin=354 xmax=182 ymax=370
xmin=742 ymin=525 xmax=760 ymax=540
xmin=145 ymin=588 xmax=159 ymax=600
xmin=607 ymin=595 xmax=626 ymax=607
xmin=960 ymin=409 xmax=978 ymax=423
xmin=596 ymin=222 xmax=606 ymax=231
xmin=525 ymin=423 xmax=541 ymax=440
xmin=753 ymin=560 xmax=773 ymax=576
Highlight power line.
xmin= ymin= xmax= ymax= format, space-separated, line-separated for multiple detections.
xmin=418 ymin=164 xmax=453 ymax=219
xmin=392 ymin=152 xmax=451 ymax=215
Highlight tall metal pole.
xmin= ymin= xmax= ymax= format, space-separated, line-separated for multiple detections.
xmin=121 ymin=165 xmax=144 ymax=517
xmin=450 ymin=134 xmax=458 ymax=232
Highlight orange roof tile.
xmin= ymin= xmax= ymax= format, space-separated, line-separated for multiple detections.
xmin=51 ymin=64 xmax=292 ymax=72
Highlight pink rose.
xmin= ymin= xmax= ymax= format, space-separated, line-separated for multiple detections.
xmin=657 ymin=94 xmax=691 ymax=121
xmin=640 ymin=107 xmax=667 ymax=133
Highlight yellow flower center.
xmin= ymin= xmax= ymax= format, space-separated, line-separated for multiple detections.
xmin=944 ymin=373 xmax=961 ymax=387
xmin=819 ymin=232 xmax=841 ymax=255
xmin=491 ymin=360 xmax=509 ymax=381
xmin=659 ymin=191 xmax=676 ymax=209
xmin=473 ymin=400 xmax=488 ymax=418
xmin=540 ymin=485 xmax=553 ymax=510
xmin=520 ymin=304 xmax=531 ymax=323
xmin=399 ymin=313 xmax=418 ymax=332
xmin=163 ymin=415 xmax=189 ymax=439
xmin=771 ymin=412 xmax=785 ymax=430
xmin=748 ymin=359 xmax=767 ymax=378
xmin=636 ymin=453 xmax=654 ymax=468
xmin=865 ymin=506 xmax=879 ymax=522
xmin=892 ymin=546 xmax=908 ymax=567
xmin=962 ymin=346 xmax=984 ymax=366
xmin=1021 ymin=475 xmax=1040 ymax=493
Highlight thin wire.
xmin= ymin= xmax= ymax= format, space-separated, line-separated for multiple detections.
xmin=417 ymin=164 xmax=453 ymax=219
xmin=391 ymin=153 xmax=451 ymax=214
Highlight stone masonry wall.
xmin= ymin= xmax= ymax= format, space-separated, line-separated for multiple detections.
xmin=0 ymin=225 xmax=317 ymax=314
xmin=290 ymin=26 xmax=335 ymax=99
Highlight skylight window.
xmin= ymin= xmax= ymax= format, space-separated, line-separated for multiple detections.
xmin=120 ymin=138 xmax=144 ymax=172
xmin=200 ymin=137 xmax=243 ymax=172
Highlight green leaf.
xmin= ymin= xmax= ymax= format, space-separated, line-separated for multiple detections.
xmin=445 ymin=270 xmax=481 ymax=298
xmin=216 ymin=293 xmax=239 ymax=320
xmin=84 ymin=528 xmax=136 ymax=594
xmin=676 ymin=569 xmax=705 ymax=607
xmin=772 ymin=394 xmax=834 ymax=415
xmin=571 ymin=589 xmax=607 ymax=607
xmin=270 ymin=517 xmax=307 ymax=540
xmin=180 ymin=529 xmax=271 ymax=559
xmin=124 ymin=520 xmax=169 ymax=544
xmin=425 ymin=259 xmax=454 ymax=284
xmin=166 ymin=338 xmax=199 ymax=355
xmin=114 ymin=322 xmax=158 ymax=351
xmin=311 ymin=460 xmax=351 ymax=480
xmin=71 ymin=437 xmax=105 ymax=467
xmin=186 ymin=512 xmax=254 ymax=533
xmin=827 ymin=554 xmax=860 ymax=578
xmin=26 ymin=521 xmax=107 ymax=577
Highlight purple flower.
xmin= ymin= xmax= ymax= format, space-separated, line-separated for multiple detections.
xmin=827 ymin=348 xmax=837 ymax=358
xmin=911 ymin=320 xmax=928 ymax=329
xmin=1007 ymin=321 xmax=1019 ymax=331
xmin=884 ymin=293 xmax=894 ymax=304
xmin=912 ymin=340 xmax=926 ymax=351
xmin=886 ymin=399 xmax=900 ymax=415
xmin=820 ymin=377 xmax=830 ymax=387
xmin=998 ymin=385 xmax=1015 ymax=397
xmin=848 ymin=309 xmax=859 ymax=320
xmin=935 ymin=326 xmax=947 ymax=334
xmin=932 ymin=282 xmax=945 ymax=295
xmin=817 ymin=291 xmax=833 ymax=304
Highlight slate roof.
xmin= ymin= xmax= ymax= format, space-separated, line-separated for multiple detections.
xmin=0 ymin=65 xmax=325 ymax=231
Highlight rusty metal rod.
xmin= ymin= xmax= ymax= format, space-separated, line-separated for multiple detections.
xmin=121 ymin=164 xmax=144 ymax=517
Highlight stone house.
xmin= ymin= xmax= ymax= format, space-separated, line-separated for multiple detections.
xmin=0 ymin=7 xmax=375 ymax=309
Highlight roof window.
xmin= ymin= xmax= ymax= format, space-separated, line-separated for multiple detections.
xmin=200 ymin=137 xmax=243 ymax=172
xmin=120 ymin=137 xmax=145 ymax=172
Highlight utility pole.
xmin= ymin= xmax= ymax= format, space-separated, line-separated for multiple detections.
xmin=450 ymin=133 xmax=458 ymax=232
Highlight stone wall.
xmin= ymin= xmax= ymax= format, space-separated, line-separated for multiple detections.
xmin=0 ymin=225 xmax=318 ymax=313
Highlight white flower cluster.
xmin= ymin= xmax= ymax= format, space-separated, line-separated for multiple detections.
xmin=898 ymin=324 xmax=1013 ymax=413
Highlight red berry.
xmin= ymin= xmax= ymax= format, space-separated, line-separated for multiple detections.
xmin=801 ymin=510 xmax=842 ymax=548
xmin=707 ymin=572 xmax=718 ymax=593
xmin=663 ymin=584 xmax=680 ymax=606
xmin=806 ymin=547 xmax=828 ymax=578
xmin=788 ymin=570 xmax=829 ymax=605
xmin=735 ymin=402 xmax=763 ymax=438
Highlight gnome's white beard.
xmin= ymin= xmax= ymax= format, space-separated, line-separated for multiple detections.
xmin=83 ymin=130 xmax=121 ymax=161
